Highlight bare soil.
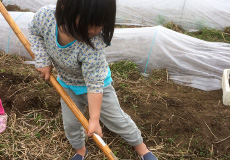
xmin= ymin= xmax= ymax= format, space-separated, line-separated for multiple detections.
xmin=0 ymin=52 xmax=229 ymax=160
xmin=5 ymin=5 xmax=30 ymax=12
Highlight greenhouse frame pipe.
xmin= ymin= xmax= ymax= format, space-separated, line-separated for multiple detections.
xmin=0 ymin=2 xmax=118 ymax=160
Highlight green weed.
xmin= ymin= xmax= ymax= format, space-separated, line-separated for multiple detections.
xmin=131 ymin=105 xmax=138 ymax=112
xmin=119 ymin=83 xmax=129 ymax=88
xmin=35 ymin=132 xmax=41 ymax=139
xmin=110 ymin=61 xmax=139 ymax=79
xmin=123 ymin=95 xmax=129 ymax=103
xmin=158 ymin=15 xmax=166 ymax=25
xmin=34 ymin=115 xmax=44 ymax=122
xmin=164 ymin=22 xmax=230 ymax=43
xmin=186 ymin=28 xmax=230 ymax=43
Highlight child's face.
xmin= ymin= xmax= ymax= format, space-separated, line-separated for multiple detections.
xmin=88 ymin=25 xmax=103 ymax=38
xmin=76 ymin=16 xmax=103 ymax=38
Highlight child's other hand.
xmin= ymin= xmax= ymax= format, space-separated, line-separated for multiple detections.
xmin=87 ymin=119 xmax=103 ymax=138
xmin=36 ymin=66 xmax=52 ymax=81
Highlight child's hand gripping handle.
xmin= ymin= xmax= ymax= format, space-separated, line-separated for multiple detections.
xmin=0 ymin=2 xmax=118 ymax=159
xmin=93 ymin=133 xmax=119 ymax=160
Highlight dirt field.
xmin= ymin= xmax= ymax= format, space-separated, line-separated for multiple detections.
xmin=0 ymin=52 xmax=229 ymax=160
xmin=0 ymin=3 xmax=230 ymax=160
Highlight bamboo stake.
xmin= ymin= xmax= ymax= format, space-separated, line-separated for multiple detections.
xmin=0 ymin=2 xmax=118 ymax=160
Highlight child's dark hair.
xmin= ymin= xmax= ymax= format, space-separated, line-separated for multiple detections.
xmin=55 ymin=0 xmax=116 ymax=48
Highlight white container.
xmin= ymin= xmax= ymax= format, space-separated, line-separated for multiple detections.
xmin=222 ymin=69 xmax=230 ymax=106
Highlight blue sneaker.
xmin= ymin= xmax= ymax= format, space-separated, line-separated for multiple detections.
xmin=140 ymin=151 xmax=158 ymax=160
xmin=70 ymin=149 xmax=88 ymax=160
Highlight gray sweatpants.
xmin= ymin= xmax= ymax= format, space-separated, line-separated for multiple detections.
xmin=61 ymin=84 xmax=143 ymax=149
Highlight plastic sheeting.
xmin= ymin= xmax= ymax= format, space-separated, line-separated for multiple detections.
xmin=2 ymin=0 xmax=230 ymax=31
xmin=116 ymin=0 xmax=230 ymax=30
xmin=105 ymin=26 xmax=230 ymax=91
xmin=0 ymin=12 xmax=34 ymax=60
xmin=1 ymin=12 xmax=230 ymax=91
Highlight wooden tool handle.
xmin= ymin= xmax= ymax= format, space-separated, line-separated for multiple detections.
xmin=0 ymin=2 xmax=118 ymax=159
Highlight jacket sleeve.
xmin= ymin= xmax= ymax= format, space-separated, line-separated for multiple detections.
xmin=79 ymin=36 xmax=108 ymax=93
xmin=28 ymin=7 xmax=52 ymax=68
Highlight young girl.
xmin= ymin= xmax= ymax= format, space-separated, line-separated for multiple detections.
xmin=29 ymin=0 xmax=158 ymax=159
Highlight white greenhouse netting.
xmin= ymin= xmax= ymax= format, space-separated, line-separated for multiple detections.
xmin=2 ymin=0 xmax=230 ymax=31
xmin=116 ymin=0 xmax=230 ymax=30
xmin=105 ymin=26 xmax=230 ymax=91
xmin=0 ymin=12 xmax=34 ymax=60
xmin=1 ymin=12 xmax=230 ymax=91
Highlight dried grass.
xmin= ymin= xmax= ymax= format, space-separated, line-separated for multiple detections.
xmin=0 ymin=108 xmax=163 ymax=159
